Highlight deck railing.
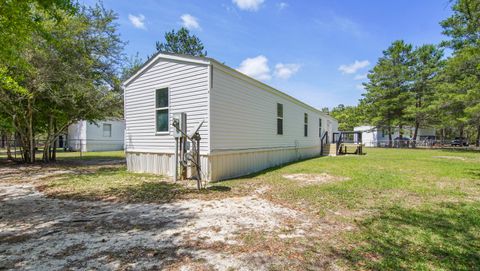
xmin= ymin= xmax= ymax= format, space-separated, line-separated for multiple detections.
xmin=320 ymin=131 xmax=329 ymax=155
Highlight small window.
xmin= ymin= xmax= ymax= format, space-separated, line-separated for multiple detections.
xmin=319 ymin=118 xmax=322 ymax=137
xmin=277 ymin=103 xmax=283 ymax=135
xmin=103 ymin=124 xmax=112 ymax=137
xmin=304 ymin=113 xmax=308 ymax=137
xmin=155 ymin=88 xmax=169 ymax=132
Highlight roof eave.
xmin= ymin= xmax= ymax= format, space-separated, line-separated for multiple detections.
xmin=122 ymin=52 xmax=211 ymax=88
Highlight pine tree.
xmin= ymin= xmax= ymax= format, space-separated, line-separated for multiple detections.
xmin=362 ymin=40 xmax=414 ymax=146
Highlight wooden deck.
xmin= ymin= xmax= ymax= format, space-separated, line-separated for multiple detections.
xmin=338 ymin=143 xmax=364 ymax=155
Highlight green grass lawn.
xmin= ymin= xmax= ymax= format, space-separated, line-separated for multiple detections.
xmin=39 ymin=148 xmax=480 ymax=270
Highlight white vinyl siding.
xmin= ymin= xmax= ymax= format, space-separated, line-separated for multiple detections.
xmin=123 ymin=53 xmax=340 ymax=180
xmin=210 ymin=65 xmax=334 ymax=151
xmin=124 ymin=58 xmax=210 ymax=154
xmin=68 ymin=120 xmax=125 ymax=152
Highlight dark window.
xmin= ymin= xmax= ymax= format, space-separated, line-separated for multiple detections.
xmin=277 ymin=103 xmax=283 ymax=135
xmin=304 ymin=113 xmax=308 ymax=137
xmin=155 ymin=88 xmax=169 ymax=132
xmin=319 ymin=118 xmax=322 ymax=137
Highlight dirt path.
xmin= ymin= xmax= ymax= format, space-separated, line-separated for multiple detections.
xmin=0 ymin=165 xmax=309 ymax=270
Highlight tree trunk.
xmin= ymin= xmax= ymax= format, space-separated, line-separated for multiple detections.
xmin=22 ymin=136 xmax=28 ymax=162
xmin=388 ymin=127 xmax=393 ymax=147
xmin=412 ymin=122 xmax=420 ymax=148
xmin=398 ymin=124 xmax=404 ymax=148
xmin=476 ymin=125 xmax=480 ymax=147
xmin=6 ymin=132 xmax=12 ymax=160
xmin=42 ymin=116 xmax=53 ymax=162
xmin=52 ymin=121 xmax=57 ymax=161
xmin=27 ymin=98 xmax=35 ymax=163
xmin=441 ymin=128 xmax=445 ymax=146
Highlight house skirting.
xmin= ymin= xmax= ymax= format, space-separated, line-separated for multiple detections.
xmin=126 ymin=145 xmax=321 ymax=181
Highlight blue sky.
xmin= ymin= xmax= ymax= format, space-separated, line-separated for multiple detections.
xmin=83 ymin=0 xmax=453 ymax=109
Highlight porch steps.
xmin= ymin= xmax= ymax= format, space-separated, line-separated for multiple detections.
xmin=322 ymin=143 xmax=338 ymax=156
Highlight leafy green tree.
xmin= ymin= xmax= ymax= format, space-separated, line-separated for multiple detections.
xmin=0 ymin=0 xmax=76 ymax=161
xmin=156 ymin=27 xmax=207 ymax=56
xmin=406 ymin=44 xmax=444 ymax=141
xmin=434 ymin=46 xmax=480 ymax=145
xmin=120 ymin=53 xmax=144 ymax=83
xmin=362 ymin=40 xmax=414 ymax=146
xmin=0 ymin=3 xmax=124 ymax=162
xmin=439 ymin=0 xmax=480 ymax=145
xmin=0 ymin=0 xmax=75 ymax=65
xmin=441 ymin=0 xmax=480 ymax=50
xmin=330 ymin=104 xmax=366 ymax=131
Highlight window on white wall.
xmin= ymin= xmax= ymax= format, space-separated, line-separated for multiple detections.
xmin=277 ymin=103 xmax=283 ymax=135
xmin=103 ymin=124 xmax=112 ymax=137
xmin=155 ymin=88 xmax=169 ymax=133
xmin=319 ymin=118 xmax=322 ymax=137
xmin=304 ymin=113 xmax=308 ymax=137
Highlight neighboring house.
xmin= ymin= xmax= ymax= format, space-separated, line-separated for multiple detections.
xmin=67 ymin=120 xmax=125 ymax=152
xmin=123 ymin=53 xmax=339 ymax=181
xmin=354 ymin=125 xmax=436 ymax=147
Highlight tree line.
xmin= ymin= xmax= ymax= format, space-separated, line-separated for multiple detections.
xmin=0 ymin=0 xmax=206 ymax=163
xmin=329 ymin=0 xmax=480 ymax=147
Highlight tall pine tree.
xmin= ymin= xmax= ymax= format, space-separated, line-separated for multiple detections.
xmin=362 ymin=40 xmax=414 ymax=146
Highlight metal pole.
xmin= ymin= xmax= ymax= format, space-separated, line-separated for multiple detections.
xmin=174 ymin=137 xmax=178 ymax=182
xmin=196 ymin=135 xmax=201 ymax=190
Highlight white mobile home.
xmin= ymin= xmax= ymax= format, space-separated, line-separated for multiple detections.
xmin=123 ymin=53 xmax=338 ymax=181
xmin=354 ymin=125 xmax=436 ymax=147
xmin=67 ymin=120 xmax=125 ymax=152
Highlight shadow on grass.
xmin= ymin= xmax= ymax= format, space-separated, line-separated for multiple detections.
xmin=438 ymin=148 xmax=480 ymax=154
xmin=340 ymin=202 xmax=480 ymax=270
xmin=106 ymin=182 xmax=182 ymax=204
xmin=207 ymin=185 xmax=231 ymax=192
xmin=45 ymin=166 xmax=233 ymax=203
xmin=466 ymin=168 xmax=480 ymax=179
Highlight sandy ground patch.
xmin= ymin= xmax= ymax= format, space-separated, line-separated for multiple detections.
xmin=0 ymin=159 xmax=125 ymax=183
xmin=283 ymin=173 xmax=350 ymax=185
xmin=0 ymin=166 xmax=309 ymax=270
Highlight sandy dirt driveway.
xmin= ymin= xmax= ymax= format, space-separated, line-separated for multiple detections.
xmin=0 ymin=162 xmax=309 ymax=271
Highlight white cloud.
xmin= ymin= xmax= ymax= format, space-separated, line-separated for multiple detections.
xmin=181 ymin=14 xmax=201 ymax=30
xmin=274 ymin=63 xmax=300 ymax=79
xmin=232 ymin=0 xmax=264 ymax=11
xmin=356 ymin=84 xmax=365 ymax=90
xmin=354 ymin=73 xmax=368 ymax=80
xmin=332 ymin=15 xmax=362 ymax=37
xmin=338 ymin=60 xmax=370 ymax=74
xmin=277 ymin=2 xmax=288 ymax=10
xmin=237 ymin=55 xmax=271 ymax=80
xmin=314 ymin=14 xmax=364 ymax=38
xmin=128 ymin=14 xmax=146 ymax=29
